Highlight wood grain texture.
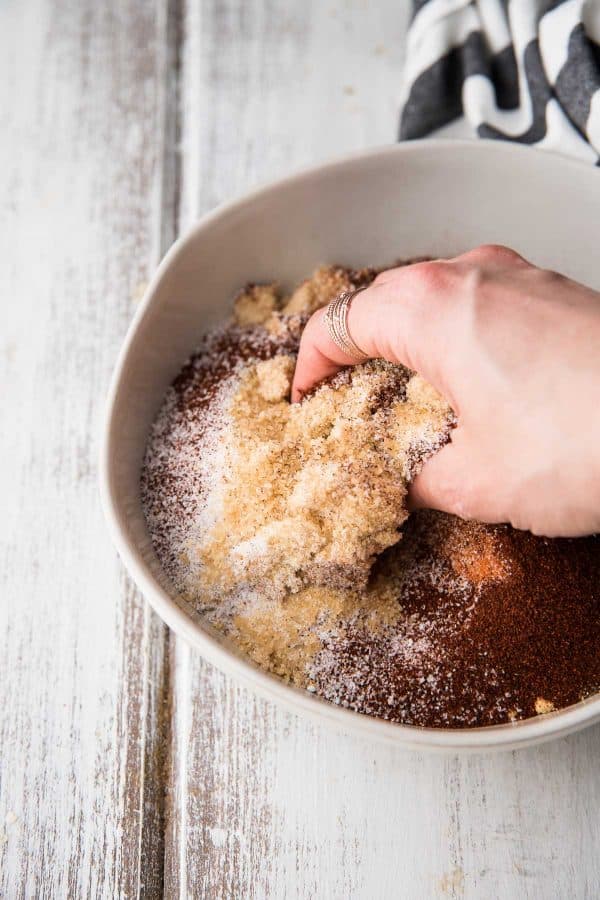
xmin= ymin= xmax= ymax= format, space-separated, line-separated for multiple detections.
xmin=0 ymin=1 xmax=178 ymax=896
xmin=167 ymin=2 xmax=600 ymax=899
xmin=167 ymin=664 xmax=600 ymax=899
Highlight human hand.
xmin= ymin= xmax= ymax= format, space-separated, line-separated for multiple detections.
xmin=291 ymin=245 xmax=600 ymax=537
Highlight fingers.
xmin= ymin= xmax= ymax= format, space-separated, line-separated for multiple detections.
xmin=291 ymin=308 xmax=363 ymax=402
xmin=291 ymin=246 xmax=536 ymax=523
xmin=291 ymin=246 xmax=533 ymax=402
xmin=291 ymin=261 xmax=452 ymax=402
xmin=408 ymin=440 xmax=471 ymax=518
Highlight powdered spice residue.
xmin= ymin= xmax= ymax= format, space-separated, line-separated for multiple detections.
xmin=141 ymin=264 xmax=600 ymax=728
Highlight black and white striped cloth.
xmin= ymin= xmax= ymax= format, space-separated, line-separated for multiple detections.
xmin=399 ymin=0 xmax=600 ymax=163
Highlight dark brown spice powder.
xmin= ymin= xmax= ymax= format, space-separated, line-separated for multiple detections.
xmin=312 ymin=513 xmax=600 ymax=727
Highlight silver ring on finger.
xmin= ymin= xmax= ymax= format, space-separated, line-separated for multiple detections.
xmin=323 ymin=287 xmax=370 ymax=361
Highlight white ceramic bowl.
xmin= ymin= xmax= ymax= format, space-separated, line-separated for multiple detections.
xmin=101 ymin=140 xmax=600 ymax=752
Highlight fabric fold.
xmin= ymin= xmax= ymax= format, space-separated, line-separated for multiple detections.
xmin=400 ymin=0 xmax=600 ymax=163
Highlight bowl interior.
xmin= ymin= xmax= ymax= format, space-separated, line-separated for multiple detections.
xmin=103 ymin=141 xmax=600 ymax=750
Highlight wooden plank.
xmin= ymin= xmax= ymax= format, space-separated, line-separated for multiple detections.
xmin=0 ymin=0 xmax=180 ymax=896
xmin=167 ymin=660 xmax=600 ymax=899
xmin=178 ymin=0 xmax=409 ymax=222
xmin=167 ymin=1 xmax=600 ymax=898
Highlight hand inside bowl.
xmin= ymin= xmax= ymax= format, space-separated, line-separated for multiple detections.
xmin=292 ymin=245 xmax=600 ymax=538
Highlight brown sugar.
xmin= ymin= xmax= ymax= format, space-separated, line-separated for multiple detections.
xmin=195 ymin=354 xmax=452 ymax=602
xmin=233 ymin=282 xmax=282 ymax=325
xmin=280 ymin=264 xmax=376 ymax=316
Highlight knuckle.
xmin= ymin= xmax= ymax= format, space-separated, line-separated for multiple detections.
xmin=470 ymin=244 xmax=524 ymax=265
xmin=373 ymin=269 xmax=393 ymax=285
xmin=373 ymin=265 xmax=411 ymax=287
xmin=411 ymin=259 xmax=449 ymax=290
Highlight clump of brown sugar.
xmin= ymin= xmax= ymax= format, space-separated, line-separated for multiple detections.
xmin=232 ymin=264 xmax=377 ymax=330
xmin=280 ymin=264 xmax=376 ymax=315
xmin=192 ymin=337 xmax=453 ymax=602
xmin=233 ymin=282 xmax=282 ymax=325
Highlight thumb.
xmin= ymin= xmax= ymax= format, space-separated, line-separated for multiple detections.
xmin=291 ymin=262 xmax=455 ymax=403
xmin=408 ymin=437 xmax=471 ymax=518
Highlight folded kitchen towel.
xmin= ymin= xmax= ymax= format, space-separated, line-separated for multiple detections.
xmin=399 ymin=0 xmax=600 ymax=163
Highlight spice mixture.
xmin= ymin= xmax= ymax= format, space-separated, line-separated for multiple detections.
xmin=141 ymin=264 xmax=600 ymax=728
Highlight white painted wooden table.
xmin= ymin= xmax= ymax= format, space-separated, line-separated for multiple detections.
xmin=2 ymin=2 xmax=599 ymax=897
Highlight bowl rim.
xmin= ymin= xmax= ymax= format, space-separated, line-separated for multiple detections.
xmin=100 ymin=138 xmax=600 ymax=751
